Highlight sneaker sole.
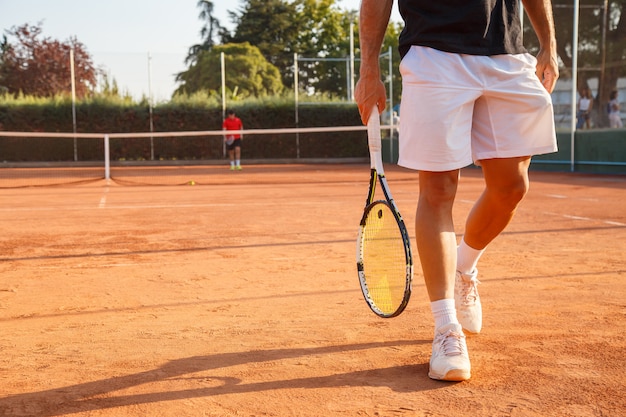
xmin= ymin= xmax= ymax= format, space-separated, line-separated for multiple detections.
xmin=461 ymin=325 xmax=481 ymax=334
xmin=428 ymin=368 xmax=471 ymax=381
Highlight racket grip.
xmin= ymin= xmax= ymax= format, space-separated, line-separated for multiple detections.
xmin=367 ymin=105 xmax=382 ymax=152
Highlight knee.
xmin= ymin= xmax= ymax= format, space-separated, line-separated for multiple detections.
xmin=491 ymin=177 xmax=529 ymax=210
xmin=418 ymin=172 xmax=458 ymax=209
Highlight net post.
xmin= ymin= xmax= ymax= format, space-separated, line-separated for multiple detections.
xmin=294 ymin=53 xmax=300 ymax=159
xmin=570 ymin=0 xmax=580 ymax=173
xmin=221 ymin=52 xmax=227 ymax=158
xmin=349 ymin=22 xmax=355 ymax=101
xmin=104 ymin=134 xmax=110 ymax=181
xmin=388 ymin=46 xmax=394 ymax=162
xmin=70 ymin=48 xmax=78 ymax=162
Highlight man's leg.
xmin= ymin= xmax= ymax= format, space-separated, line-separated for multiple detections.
xmin=234 ymin=146 xmax=242 ymax=169
xmin=463 ymin=157 xmax=531 ymax=250
xmin=415 ymin=170 xmax=460 ymax=302
xmin=416 ymin=169 xmax=471 ymax=381
xmin=228 ymin=149 xmax=235 ymax=169
xmin=455 ymin=157 xmax=531 ymax=333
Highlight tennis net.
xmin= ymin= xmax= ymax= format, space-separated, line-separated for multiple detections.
xmin=0 ymin=125 xmax=378 ymax=187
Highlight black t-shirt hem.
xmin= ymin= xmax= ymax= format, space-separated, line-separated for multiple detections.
xmin=399 ymin=41 xmax=527 ymax=59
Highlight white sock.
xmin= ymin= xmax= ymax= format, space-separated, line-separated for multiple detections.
xmin=230 ymin=161 xmax=235 ymax=167
xmin=457 ymin=238 xmax=485 ymax=274
xmin=431 ymin=299 xmax=458 ymax=330
xmin=235 ymin=159 xmax=240 ymax=166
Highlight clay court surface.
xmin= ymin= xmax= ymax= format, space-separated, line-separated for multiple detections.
xmin=0 ymin=164 xmax=624 ymax=417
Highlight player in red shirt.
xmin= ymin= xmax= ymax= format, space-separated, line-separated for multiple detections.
xmin=222 ymin=109 xmax=244 ymax=170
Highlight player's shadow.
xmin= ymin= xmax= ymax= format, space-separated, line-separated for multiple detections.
xmin=0 ymin=339 xmax=444 ymax=416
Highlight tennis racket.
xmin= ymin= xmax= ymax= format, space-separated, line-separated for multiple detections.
xmin=356 ymin=106 xmax=413 ymax=318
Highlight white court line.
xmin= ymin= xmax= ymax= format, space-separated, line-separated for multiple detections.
xmin=605 ymin=221 xmax=626 ymax=226
xmin=543 ymin=211 xmax=625 ymax=227
xmin=457 ymin=198 xmax=625 ymax=227
xmin=0 ymin=203 xmax=236 ymax=212
xmin=545 ymin=193 xmax=598 ymax=202
xmin=36 ymin=261 xmax=191 ymax=269
xmin=542 ymin=193 xmax=624 ymax=226
xmin=0 ymin=200 xmax=346 ymax=213
xmin=436 ymin=194 xmax=626 ymax=226
xmin=562 ymin=214 xmax=593 ymax=221
xmin=98 ymin=187 xmax=109 ymax=209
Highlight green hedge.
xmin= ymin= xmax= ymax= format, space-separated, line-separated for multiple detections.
xmin=0 ymin=97 xmax=367 ymax=162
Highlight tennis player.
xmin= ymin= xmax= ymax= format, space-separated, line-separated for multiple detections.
xmin=222 ymin=109 xmax=244 ymax=170
xmin=355 ymin=0 xmax=559 ymax=381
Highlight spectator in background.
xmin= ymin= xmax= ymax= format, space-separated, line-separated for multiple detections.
xmin=392 ymin=110 xmax=400 ymax=138
xmin=608 ymin=90 xmax=623 ymax=129
xmin=576 ymin=88 xmax=593 ymax=129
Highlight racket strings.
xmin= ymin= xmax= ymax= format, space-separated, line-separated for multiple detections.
xmin=361 ymin=203 xmax=408 ymax=315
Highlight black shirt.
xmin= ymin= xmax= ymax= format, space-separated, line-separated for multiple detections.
xmin=398 ymin=0 xmax=526 ymax=58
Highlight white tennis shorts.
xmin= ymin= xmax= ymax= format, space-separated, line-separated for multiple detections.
xmin=398 ymin=46 xmax=557 ymax=172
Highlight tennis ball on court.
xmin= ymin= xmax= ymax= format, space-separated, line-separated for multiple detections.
xmin=188 ymin=180 xmax=196 ymax=186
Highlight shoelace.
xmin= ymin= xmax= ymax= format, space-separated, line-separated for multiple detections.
xmin=436 ymin=329 xmax=466 ymax=356
xmin=460 ymin=276 xmax=481 ymax=305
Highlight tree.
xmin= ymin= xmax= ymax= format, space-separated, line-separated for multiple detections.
xmin=380 ymin=21 xmax=403 ymax=109
xmin=225 ymin=0 xmax=299 ymax=88
xmin=174 ymin=42 xmax=284 ymax=98
xmin=293 ymin=0 xmax=357 ymax=98
xmin=185 ymin=0 xmax=224 ymax=65
xmin=192 ymin=0 xmax=394 ymax=100
xmin=225 ymin=0 xmax=361 ymax=96
xmin=523 ymin=0 xmax=625 ymax=126
xmin=0 ymin=23 xmax=97 ymax=98
xmin=0 ymin=35 xmax=8 ymax=94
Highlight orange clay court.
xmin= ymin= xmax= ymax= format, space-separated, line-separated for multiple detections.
xmin=0 ymin=164 xmax=624 ymax=417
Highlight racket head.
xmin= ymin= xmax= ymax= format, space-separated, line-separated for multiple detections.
xmin=356 ymin=198 xmax=412 ymax=318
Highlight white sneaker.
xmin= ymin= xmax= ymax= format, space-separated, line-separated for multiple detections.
xmin=455 ymin=269 xmax=482 ymax=333
xmin=428 ymin=323 xmax=471 ymax=381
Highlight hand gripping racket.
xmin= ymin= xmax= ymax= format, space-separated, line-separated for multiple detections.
xmin=356 ymin=106 xmax=413 ymax=318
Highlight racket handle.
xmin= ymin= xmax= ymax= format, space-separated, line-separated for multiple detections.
xmin=367 ymin=106 xmax=382 ymax=152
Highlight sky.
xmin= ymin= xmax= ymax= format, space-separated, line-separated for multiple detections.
xmin=0 ymin=0 xmax=402 ymax=102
